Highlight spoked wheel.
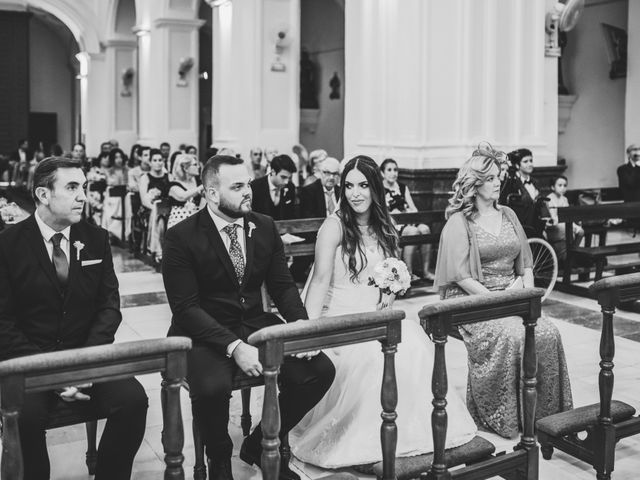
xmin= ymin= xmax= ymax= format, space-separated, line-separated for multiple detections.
xmin=527 ymin=237 xmax=558 ymax=302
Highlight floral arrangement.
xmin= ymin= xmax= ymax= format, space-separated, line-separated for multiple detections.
xmin=368 ymin=257 xmax=411 ymax=297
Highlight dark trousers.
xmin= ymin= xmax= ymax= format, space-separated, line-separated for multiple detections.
xmin=187 ymin=343 xmax=335 ymax=462
xmin=18 ymin=378 xmax=148 ymax=480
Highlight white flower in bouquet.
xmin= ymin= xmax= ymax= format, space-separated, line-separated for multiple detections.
xmin=368 ymin=257 xmax=412 ymax=297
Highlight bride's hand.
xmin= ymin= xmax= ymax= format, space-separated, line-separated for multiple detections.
xmin=377 ymin=292 xmax=396 ymax=310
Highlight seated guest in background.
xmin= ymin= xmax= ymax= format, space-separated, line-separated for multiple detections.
xmin=0 ymin=156 xmax=148 ymax=479
xmin=290 ymin=157 xmax=341 ymax=281
xmin=250 ymin=154 xmax=297 ymax=220
xmin=162 ymin=155 xmax=334 ymax=480
xmin=167 ymin=154 xmax=204 ymax=229
xmin=127 ymin=145 xmax=148 ymax=253
xmin=435 ymin=143 xmax=572 ymax=438
xmin=106 ymin=148 xmax=128 ymax=186
xmin=8 ymin=139 xmax=33 ymax=186
xmin=381 ymin=158 xmax=434 ymax=281
xmin=160 ymin=142 xmax=171 ymax=168
xmin=185 ymin=145 xmax=198 ymax=157
xmin=617 ymin=143 xmax=640 ymax=203
xmin=264 ymin=146 xmax=278 ymax=171
xmin=249 ymin=147 xmax=266 ymax=179
xmin=99 ymin=141 xmax=112 ymax=156
xmin=500 ymin=148 xmax=544 ymax=237
xmin=70 ymin=142 xmax=88 ymax=169
xmin=303 ymin=149 xmax=328 ymax=187
xmin=546 ymin=175 xmax=584 ymax=260
xmin=139 ymin=149 xmax=171 ymax=262
xmin=86 ymin=153 xmax=110 ymax=225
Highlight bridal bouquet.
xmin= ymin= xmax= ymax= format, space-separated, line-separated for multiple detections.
xmin=368 ymin=258 xmax=411 ymax=309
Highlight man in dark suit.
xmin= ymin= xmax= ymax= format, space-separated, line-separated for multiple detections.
xmin=617 ymin=143 xmax=640 ymax=203
xmin=7 ymin=138 xmax=33 ymax=184
xmin=163 ymin=155 xmax=334 ymax=480
xmin=0 ymin=157 xmax=148 ymax=480
xmin=250 ymin=154 xmax=297 ymax=220
xmin=289 ymin=157 xmax=340 ymax=281
xmin=500 ymin=148 xmax=545 ymax=237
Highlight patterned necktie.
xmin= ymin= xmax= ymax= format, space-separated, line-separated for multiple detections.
xmin=326 ymin=190 xmax=336 ymax=215
xmin=223 ymin=224 xmax=245 ymax=283
xmin=51 ymin=233 xmax=69 ymax=287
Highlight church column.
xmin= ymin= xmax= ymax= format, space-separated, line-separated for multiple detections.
xmin=210 ymin=0 xmax=300 ymax=159
xmin=79 ymin=51 xmax=110 ymax=154
xmin=135 ymin=5 xmax=203 ymax=148
xmin=344 ymin=0 xmax=558 ymax=167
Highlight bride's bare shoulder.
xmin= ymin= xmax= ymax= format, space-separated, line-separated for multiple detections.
xmin=317 ymin=215 xmax=342 ymax=245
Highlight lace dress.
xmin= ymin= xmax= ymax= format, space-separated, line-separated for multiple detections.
xmin=441 ymin=214 xmax=573 ymax=438
xmin=290 ymin=217 xmax=477 ymax=468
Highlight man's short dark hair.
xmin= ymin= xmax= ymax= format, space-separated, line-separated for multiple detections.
xmin=160 ymin=142 xmax=171 ymax=149
xmin=139 ymin=146 xmax=151 ymax=155
xmin=270 ymin=154 xmax=297 ymax=174
xmin=202 ymin=155 xmax=245 ymax=188
xmin=32 ymin=157 xmax=83 ymax=203
xmin=149 ymin=148 xmax=162 ymax=159
xmin=507 ymin=148 xmax=533 ymax=168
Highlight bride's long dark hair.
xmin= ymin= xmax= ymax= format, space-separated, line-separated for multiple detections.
xmin=338 ymin=156 xmax=399 ymax=282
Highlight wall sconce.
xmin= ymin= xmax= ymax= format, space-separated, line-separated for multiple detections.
xmin=271 ymin=30 xmax=290 ymax=72
xmin=121 ymin=67 xmax=135 ymax=97
xmin=177 ymin=57 xmax=195 ymax=87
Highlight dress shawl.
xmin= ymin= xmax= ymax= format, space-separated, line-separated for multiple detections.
xmin=434 ymin=206 xmax=533 ymax=290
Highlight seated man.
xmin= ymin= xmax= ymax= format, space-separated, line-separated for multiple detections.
xmin=617 ymin=143 xmax=640 ymax=203
xmin=250 ymin=154 xmax=298 ymax=220
xmin=162 ymin=155 xmax=335 ymax=480
xmin=0 ymin=157 xmax=148 ymax=480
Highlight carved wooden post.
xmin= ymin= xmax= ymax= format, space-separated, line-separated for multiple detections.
xmin=84 ymin=420 xmax=98 ymax=475
xmin=427 ymin=316 xmax=451 ymax=480
xmin=162 ymin=352 xmax=186 ymax=480
xmin=1 ymin=375 xmax=24 ymax=480
xmin=260 ymin=341 xmax=284 ymax=480
xmin=595 ymin=289 xmax=617 ymax=480
xmin=380 ymin=327 xmax=399 ymax=480
xmin=192 ymin=418 xmax=207 ymax=480
xmin=520 ymin=312 xmax=538 ymax=451
xmin=240 ymin=388 xmax=252 ymax=437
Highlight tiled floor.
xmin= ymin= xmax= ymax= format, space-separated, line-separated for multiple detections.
xmin=13 ymin=246 xmax=640 ymax=479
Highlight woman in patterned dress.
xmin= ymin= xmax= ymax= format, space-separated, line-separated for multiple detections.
xmin=434 ymin=143 xmax=573 ymax=438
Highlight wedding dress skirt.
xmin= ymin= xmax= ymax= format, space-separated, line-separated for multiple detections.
xmin=290 ymin=239 xmax=477 ymax=468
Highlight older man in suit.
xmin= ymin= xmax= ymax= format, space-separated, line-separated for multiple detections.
xmin=0 ymin=157 xmax=148 ymax=480
xmin=289 ymin=157 xmax=340 ymax=281
xmin=250 ymin=154 xmax=298 ymax=220
xmin=163 ymin=155 xmax=334 ymax=480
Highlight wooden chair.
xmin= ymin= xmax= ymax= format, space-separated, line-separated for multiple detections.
xmin=373 ymin=288 xmax=545 ymax=480
xmin=248 ymin=308 xmax=405 ymax=480
xmin=537 ymin=272 xmax=640 ymax=480
xmin=0 ymin=337 xmax=192 ymax=480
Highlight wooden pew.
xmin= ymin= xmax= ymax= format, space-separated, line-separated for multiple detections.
xmin=559 ymin=202 xmax=640 ymax=286
xmin=275 ymin=210 xmax=446 ymax=258
xmin=537 ymin=272 xmax=640 ymax=480
xmin=0 ymin=337 xmax=192 ymax=480
xmin=248 ymin=309 xmax=405 ymax=480
xmin=373 ymin=288 xmax=545 ymax=480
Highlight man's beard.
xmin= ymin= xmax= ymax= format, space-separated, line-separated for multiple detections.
xmin=219 ymin=195 xmax=250 ymax=219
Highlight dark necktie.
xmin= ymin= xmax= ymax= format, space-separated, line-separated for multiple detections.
xmin=51 ymin=233 xmax=69 ymax=287
xmin=223 ymin=224 xmax=245 ymax=283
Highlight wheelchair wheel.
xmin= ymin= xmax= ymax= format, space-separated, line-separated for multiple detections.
xmin=527 ymin=237 xmax=558 ymax=302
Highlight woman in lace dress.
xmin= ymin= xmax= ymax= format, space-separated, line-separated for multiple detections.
xmin=290 ymin=156 xmax=477 ymax=468
xmin=434 ymin=144 xmax=573 ymax=438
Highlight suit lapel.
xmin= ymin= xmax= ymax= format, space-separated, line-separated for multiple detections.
xmin=242 ymin=215 xmax=255 ymax=285
xmin=24 ymin=216 xmax=63 ymax=296
xmin=200 ymin=210 xmax=240 ymax=288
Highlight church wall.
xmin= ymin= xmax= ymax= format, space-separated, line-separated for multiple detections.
xmin=299 ymin=0 xmax=344 ymax=159
xmin=29 ymin=16 xmax=74 ymax=151
xmin=558 ymin=0 xmax=628 ymax=189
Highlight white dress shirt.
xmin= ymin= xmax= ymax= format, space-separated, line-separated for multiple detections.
xmin=207 ymin=206 xmax=247 ymax=358
xmin=34 ymin=211 xmax=71 ymax=262
xmin=517 ymin=172 xmax=538 ymax=201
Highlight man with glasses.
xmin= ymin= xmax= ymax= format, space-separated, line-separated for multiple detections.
xmin=290 ymin=157 xmax=341 ymax=281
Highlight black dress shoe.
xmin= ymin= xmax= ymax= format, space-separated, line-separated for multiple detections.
xmin=239 ymin=437 xmax=300 ymax=480
xmin=209 ymin=458 xmax=234 ymax=480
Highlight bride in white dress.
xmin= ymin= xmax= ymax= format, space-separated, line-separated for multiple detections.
xmin=290 ymin=156 xmax=477 ymax=468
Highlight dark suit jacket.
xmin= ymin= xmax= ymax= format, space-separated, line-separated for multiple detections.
xmin=300 ymin=181 xmax=338 ymax=219
xmin=0 ymin=216 xmax=121 ymax=361
xmin=617 ymin=163 xmax=640 ymax=203
xmin=499 ymin=174 xmax=541 ymax=235
xmin=250 ymin=175 xmax=297 ymax=220
xmin=163 ymin=209 xmax=307 ymax=355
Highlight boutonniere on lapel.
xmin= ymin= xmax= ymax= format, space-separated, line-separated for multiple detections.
xmin=282 ymin=187 xmax=289 ymax=197
xmin=73 ymin=241 xmax=85 ymax=261
xmin=247 ymin=221 xmax=256 ymax=238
